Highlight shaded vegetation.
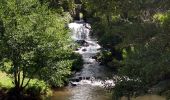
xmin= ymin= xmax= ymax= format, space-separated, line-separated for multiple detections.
xmin=82 ymin=0 xmax=170 ymax=99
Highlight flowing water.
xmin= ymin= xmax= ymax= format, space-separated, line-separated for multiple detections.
xmin=50 ymin=21 xmax=166 ymax=100
xmin=51 ymin=21 xmax=114 ymax=100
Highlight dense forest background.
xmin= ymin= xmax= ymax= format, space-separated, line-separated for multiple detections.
xmin=82 ymin=0 xmax=170 ymax=99
xmin=0 ymin=0 xmax=170 ymax=100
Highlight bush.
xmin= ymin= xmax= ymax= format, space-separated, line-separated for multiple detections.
xmin=97 ymin=50 xmax=113 ymax=65
xmin=25 ymin=79 xmax=52 ymax=97
xmin=71 ymin=53 xmax=83 ymax=71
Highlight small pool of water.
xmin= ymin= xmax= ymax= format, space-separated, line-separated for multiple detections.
xmin=51 ymin=86 xmax=112 ymax=100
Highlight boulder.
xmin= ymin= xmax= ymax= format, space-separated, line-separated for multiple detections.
xmin=76 ymin=40 xmax=89 ymax=46
xmin=82 ymin=48 xmax=87 ymax=52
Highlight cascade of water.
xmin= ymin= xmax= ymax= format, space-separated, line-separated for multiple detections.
xmin=68 ymin=22 xmax=114 ymax=87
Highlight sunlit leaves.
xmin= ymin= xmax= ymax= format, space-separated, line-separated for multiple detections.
xmin=0 ymin=0 xmax=81 ymax=88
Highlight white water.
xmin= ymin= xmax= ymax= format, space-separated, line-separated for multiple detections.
xmin=68 ymin=22 xmax=114 ymax=87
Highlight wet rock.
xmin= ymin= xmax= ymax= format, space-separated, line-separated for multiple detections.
xmin=78 ymin=77 xmax=83 ymax=80
xmin=70 ymin=82 xmax=77 ymax=86
xmin=92 ymin=56 xmax=97 ymax=60
xmin=76 ymin=40 xmax=89 ymax=47
xmin=84 ymin=42 xmax=89 ymax=47
xmin=76 ymin=40 xmax=86 ymax=45
xmin=82 ymin=48 xmax=87 ymax=52
xmin=75 ymin=48 xmax=80 ymax=51
xmin=75 ymin=79 xmax=80 ymax=82
xmin=84 ymin=62 xmax=92 ymax=64
xmin=86 ymin=77 xmax=90 ymax=80
xmin=71 ymin=78 xmax=80 ymax=82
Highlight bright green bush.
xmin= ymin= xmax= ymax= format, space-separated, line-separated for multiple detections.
xmin=25 ymin=79 xmax=52 ymax=97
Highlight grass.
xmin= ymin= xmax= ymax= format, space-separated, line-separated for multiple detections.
xmin=0 ymin=71 xmax=52 ymax=98
xmin=0 ymin=71 xmax=13 ymax=89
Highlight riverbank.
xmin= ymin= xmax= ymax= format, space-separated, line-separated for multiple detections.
xmin=0 ymin=71 xmax=52 ymax=100
xmin=121 ymin=95 xmax=166 ymax=100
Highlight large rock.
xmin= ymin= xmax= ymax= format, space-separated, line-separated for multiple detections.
xmin=82 ymin=48 xmax=87 ymax=52
xmin=76 ymin=40 xmax=89 ymax=47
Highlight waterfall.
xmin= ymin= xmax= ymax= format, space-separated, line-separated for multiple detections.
xmin=68 ymin=22 xmax=114 ymax=87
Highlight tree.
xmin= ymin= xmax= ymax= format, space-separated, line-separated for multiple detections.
xmin=0 ymin=0 xmax=80 ymax=98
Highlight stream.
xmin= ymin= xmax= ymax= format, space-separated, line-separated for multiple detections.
xmin=50 ymin=21 xmax=166 ymax=100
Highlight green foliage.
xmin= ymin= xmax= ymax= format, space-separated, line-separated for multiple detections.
xmin=25 ymin=79 xmax=52 ymax=96
xmin=0 ymin=0 xmax=83 ymax=97
xmin=153 ymin=11 xmax=170 ymax=32
xmin=83 ymin=0 xmax=170 ymax=98
xmin=41 ymin=0 xmax=76 ymax=16
xmin=40 ymin=60 xmax=72 ymax=87
xmin=71 ymin=53 xmax=83 ymax=71
xmin=97 ymin=50 xmax=112 ymax=64
xmin=113 ymin=79 xmax=146 ymax=100
xmin=0 ymin=71 xmax=51 ymax=97
xmin=153 ymin=13 xmax=168 ymax=25
xmin=0 ymin=71 xmax=13 ymax=89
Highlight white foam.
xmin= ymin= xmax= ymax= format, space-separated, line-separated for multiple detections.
xmin=70 ymin=79 xmax=115 ymax=88
xmin=68 ymin=23 xmax=90 ymax=40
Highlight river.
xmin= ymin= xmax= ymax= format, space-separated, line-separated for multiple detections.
xmin=50 ymin=21 xmax=166 ymax=100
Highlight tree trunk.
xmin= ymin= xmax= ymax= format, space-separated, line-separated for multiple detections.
xmin=106 ymin=14 xmax=111 ymax=26
xmin=127 ymin=94 xmax=131 ymax=100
